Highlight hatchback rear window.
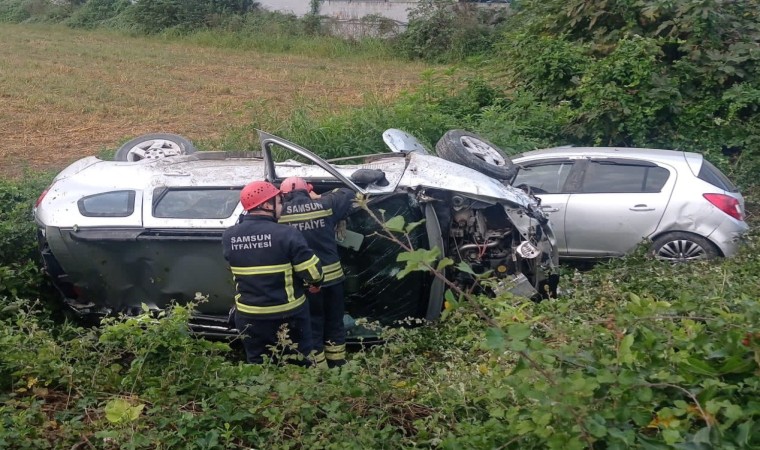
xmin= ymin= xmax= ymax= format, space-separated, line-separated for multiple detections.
xmin=698 ymin=160 xmax=738 ymax=192
xmin=78 ymin=191 xmax=135 ymax=217
xmin=581 ymin=162 xmax=670 ymax=193
xmin=153 ymin=188 xmax=241 ymax=219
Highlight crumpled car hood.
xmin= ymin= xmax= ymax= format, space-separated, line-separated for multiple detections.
xmin=398 ymin=153 xmax=534 ymax=208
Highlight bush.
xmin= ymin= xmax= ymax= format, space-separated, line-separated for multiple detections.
xmin=0 ymin=0 xmax=74 ymax=22
xmin=496 ymin=0 xmax=760 ymax=189
xmin=0 ymin=175 xmax=53 ymax=300
xmin=64 ymin=0 xmax=130 ymax=29
xmin=1 ymin=225 xmax=758 ymax=448
xmin=0 ymin=175 xmax=50 ymax=266
xmin=396 ymin=0 xmax=508 ymax=63
xmin=123 ymin=0 xmax=251 ymax=33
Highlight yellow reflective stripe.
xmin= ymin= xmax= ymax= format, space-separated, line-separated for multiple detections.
xmin=232 ymin=264 xmax=300 ymax=310
xmin=323 ymin=267 xmax=345 ymax=282
xmin=279 ymin=208 xmax=333 ymax=223
xmin=310 ymin=351 xmax=328 ymax=369
xmin=235 ymin=295 xmax=305 ymax=315
xmin=293 ymin=255 xmax=319 ymax=272
xmin=323 ymin=261 xmax=342 ymax=273
xmin=231 ymin=263 xmax=291 ymax=275
xmin=312 ymin=351 xmax=326 ymax=363
xmin=293 ymin=255 xmax=322 ymax=281
xmin=284 ymin=266 xmax=295 ymax=304
xmin=325 ymin=344 xmax=346 ymax=360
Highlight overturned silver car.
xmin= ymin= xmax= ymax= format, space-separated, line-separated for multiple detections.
xmin=34 ymin=130 xmax=559 ymax=339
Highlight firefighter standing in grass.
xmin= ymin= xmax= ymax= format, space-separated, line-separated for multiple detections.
xmin=279 ymin=177 xmax=355 ymax=368
xmin=223 ymin=181 xmax=323 ymax=366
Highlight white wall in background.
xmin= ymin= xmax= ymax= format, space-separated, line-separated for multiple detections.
xmin=257 ymin=0 xmax=418 ymax=24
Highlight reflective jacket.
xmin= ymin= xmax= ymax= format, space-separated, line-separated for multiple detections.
xmin=222 ymin=215 xmax=323 ymax=318
xmin=279 ymin=188 xmax=355 ymax=286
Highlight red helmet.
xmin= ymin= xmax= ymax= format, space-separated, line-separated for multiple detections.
xmin=240 ymin=181 xmax=280 ymax=211
xmin=280 ymin=177 xmax=312 ymax=194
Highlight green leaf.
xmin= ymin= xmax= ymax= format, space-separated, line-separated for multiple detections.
xmin=384 ymin=215 xmax=406 ymax=233
xmin=507 ymin=323 xmax=531 ymax=340
xmin=404 ymin=219 xmax=425 ymax=233
xmin=691 ymin=426 xmax=711 ymax=444
xmin=596 ymin=370 xmax=616 ymax=384
xmin=514 ymin=419 xmax=534 ymax=435
xmin=508 ymin=337 xmax=528 ymax=352
xmin=455 ymin=262 xmax=476 ymax=275
xmin=735 ymin=420 xmax=753 ymax=445
xmin=395 ymin=247 xmax=440 ymax=278
xmin=436 ymin=257 xmax=454 ymax=271
xmin=683 ymin=357 xmax=719 ymax=376
xmin=585 ymin=415 xmax=608 ymax=438
xmin=104 ymin=398 xmax=144 ymax=424
xmin=484 ymin=327 xmax=506 ymax=351
xmin=637 ymin=387 xmax=653 ymax=402
xmin=718 ymin=356 xmax=755 ymax=374
xmin=723 ymin=403 xmax=743 ymax=421
xmin=618 ymin=334 xmax=634 ymax=365
xmin=662 ymin=429 xmax=681 ymax=445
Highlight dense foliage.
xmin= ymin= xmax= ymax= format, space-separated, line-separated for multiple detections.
xmin=495 ymin=0 xmax=760 ymax=187
xmin=396 ymin=0 xmax=508 ymax=63
xmin=0 ymin=176 xmax=52 ymax=300
xmin=1 ymin=0 xmax=759 ymax=447
xmin=1 ymin=193 xmax=758 ymax=448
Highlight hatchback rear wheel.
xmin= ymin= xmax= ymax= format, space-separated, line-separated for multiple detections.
xmin=651 ymin=232 xmax=719 ymax=262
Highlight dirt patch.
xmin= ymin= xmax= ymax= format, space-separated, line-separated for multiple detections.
xmin=0 ymin=25 xmax=424 ymax=179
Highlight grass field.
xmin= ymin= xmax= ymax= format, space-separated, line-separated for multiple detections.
xmin=0 ymin=24 xmax=426 ymax=178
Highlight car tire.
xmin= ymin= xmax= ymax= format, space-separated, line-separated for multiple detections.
xmin=435 ymin=130 xmax=516 ymax=180
xmin=114 ymin=133 xmax=197 ymax=162
xmin=650 ymin=232 xmax=720 ymax=262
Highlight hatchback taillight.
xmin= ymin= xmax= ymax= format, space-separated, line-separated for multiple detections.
xmin=703 ymin=193 xmax=744 ymax=221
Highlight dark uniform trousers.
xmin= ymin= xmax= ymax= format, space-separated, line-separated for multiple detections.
xmin=308 ymin=282 xmax=346 ymax=367
xmin=235 ymin=306 xmax=313 ymax=367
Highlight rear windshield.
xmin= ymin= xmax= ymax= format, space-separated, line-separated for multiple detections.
xmin=698 ymin=160 xmax=738 ymax=192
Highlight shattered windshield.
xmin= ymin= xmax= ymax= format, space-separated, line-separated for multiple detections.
xmin=340 ymin=194 xmax=431 ymax=333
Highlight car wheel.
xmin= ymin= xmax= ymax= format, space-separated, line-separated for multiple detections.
xmin=435 ymin=130 xmax=516 ymax=180
xmin=114 ymin=133 xmax=197 ymax=162
xmin=651 ymin=232 xmax=720 ymax=262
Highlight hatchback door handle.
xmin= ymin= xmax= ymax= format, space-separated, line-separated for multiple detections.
xmin=541 ymin=206 xmax=560 ymax=213
xmin=629 ymin=204 xmax=655 ymax=211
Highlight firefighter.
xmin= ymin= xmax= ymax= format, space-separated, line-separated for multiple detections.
xmin=279 ymin=177 xmax=355 ymax=368
xmin=223 ymin=180 xmax=323 ymax=366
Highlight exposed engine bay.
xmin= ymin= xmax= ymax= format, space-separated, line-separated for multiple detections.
xmin=424 ymin=190 xmax=557 ymax=299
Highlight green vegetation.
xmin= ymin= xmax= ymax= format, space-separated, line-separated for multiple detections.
xmin=1 ymin=179 xmax=758 ymax=447
xmin=1 ymin=0 xmax=759 ymax=447
xmin=0 ymin=175 xmax=52 ymax=300
xmin=496 ymin=0 xmax=760 ymax=188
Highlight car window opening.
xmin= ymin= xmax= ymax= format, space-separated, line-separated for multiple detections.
xmin=78 ymin=190 xmax=136 ymax=217
xmin=153 ymin=187 xmax=242 ymax=219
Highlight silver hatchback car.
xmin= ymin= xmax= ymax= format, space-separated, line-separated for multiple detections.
xmin=510 ymin=147 xmax=749 ymax=261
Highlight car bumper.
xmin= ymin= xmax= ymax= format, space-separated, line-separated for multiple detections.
xmin=707 ymin=218 xmax=750 ymax=257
